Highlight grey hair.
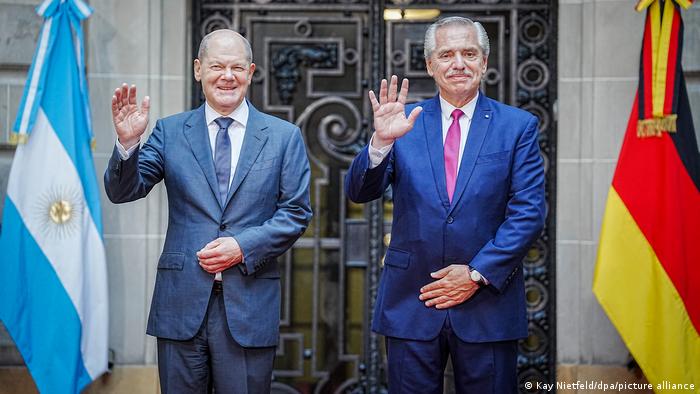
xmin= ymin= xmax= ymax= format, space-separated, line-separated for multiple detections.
xmin=423 ymin=17 xmax=490 ymax=59
xmin=197 ymin=29 xmax=253 ymax=64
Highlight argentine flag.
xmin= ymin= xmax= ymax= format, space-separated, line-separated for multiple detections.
xmin=0 ymin=0 xmax=108 ymax=393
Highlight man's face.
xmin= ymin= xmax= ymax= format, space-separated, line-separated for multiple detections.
xmin=426 ymin=24 xmax=487 ymax=107
xmin=194 ymin=33 xmax=255 ymax=115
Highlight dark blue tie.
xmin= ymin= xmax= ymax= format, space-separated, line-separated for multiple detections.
xmin=214 ymin=117 xmax=234 ymax=205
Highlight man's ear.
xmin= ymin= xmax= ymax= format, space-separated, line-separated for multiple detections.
xmin=426 ymin=58 xmax=434 ymax=77
xmin=194 ymin=59 xmax=202 ymax=82
xmin=248 ymin=63 xmax=256 ymax=81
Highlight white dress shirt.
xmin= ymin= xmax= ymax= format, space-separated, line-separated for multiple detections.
xmin=203 ymin=100 xmax=248 ymax=190
xmin=116 ymin=100 xmax=250 ymax=281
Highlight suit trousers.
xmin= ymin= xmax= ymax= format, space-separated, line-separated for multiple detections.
xmin=385 ymin=314 xmax=518 ymax=394
xmin=157 ymin=282 xmax=276 ymax=394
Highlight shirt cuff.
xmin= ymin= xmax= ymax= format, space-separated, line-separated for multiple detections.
xmin=235 ymin=238 xmax=248 ymax=275
xmin=368 ymin=135 xmax=393 ymax=169
xmin=480 ymin=272 xmax=490 ymax=285
xmin=116 ymin=139 xmax=140 ymax=160
xmin=468 ymin=266 xmax=490 ymax=286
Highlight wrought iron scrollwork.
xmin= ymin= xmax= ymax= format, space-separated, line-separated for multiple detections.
xmin=194 ymin=1 xmax=556 ymax=393
xmin=515 ymin=6 xmax=556 ymax=394
xmin=272 ymin=44 xmax=339 ymax=105
xmin=296 ymin=96 xmax=364 ymax=166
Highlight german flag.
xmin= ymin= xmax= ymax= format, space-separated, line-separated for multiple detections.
xmin=593 ymin=0 xmax=700 ymax=391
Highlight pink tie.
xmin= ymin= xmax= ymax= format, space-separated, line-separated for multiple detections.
xmin=445 ymin=109 xmax=463 ymax=202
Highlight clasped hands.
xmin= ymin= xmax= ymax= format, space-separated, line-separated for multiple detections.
xmin=197 ymin=237 xmax=244 ymax=274
xmin=419 ymin=264 xmax=481 ymax=309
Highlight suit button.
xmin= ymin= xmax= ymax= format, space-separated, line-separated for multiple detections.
xmin=446 ymin=216 xmax=454 ymax=224
xmin=219 ymin=224 xmax=227 ymax=231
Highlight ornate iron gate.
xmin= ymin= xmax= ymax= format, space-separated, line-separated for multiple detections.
xmin=192 ymin=1 xmax=556 ymax=392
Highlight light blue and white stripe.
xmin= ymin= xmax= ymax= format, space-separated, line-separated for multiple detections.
xmin=0 ymin=1 xmax=108 ymax=393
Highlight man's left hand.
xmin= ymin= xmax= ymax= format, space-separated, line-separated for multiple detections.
xmin=197 ymin=237 xmax=243 ymax=274
xmin=419 ymin=264 xmax=480 ymax=309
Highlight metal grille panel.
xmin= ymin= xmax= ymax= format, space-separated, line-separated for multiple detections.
xmin=193 ymin=1 xmax=556 ymax=392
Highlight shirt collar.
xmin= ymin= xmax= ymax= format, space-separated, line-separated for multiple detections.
xmin=438 ymin=91 xmax=479 ymax=122
xmin=204 ymin=99 xmax=249 ymax=128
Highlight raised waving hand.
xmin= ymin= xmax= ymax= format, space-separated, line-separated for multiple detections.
xmin=369 ymin=75 xmax=423 ymax=148
xmin=111 ymin=83 xmax=150 ymax=149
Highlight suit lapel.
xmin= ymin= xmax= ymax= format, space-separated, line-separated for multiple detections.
xmin=448 ymin=93 xmax=492 ymax=215
xmin=423 ymin=96 xmax=451 ymax=211
xmin=224 ymin=102 xmax=269 ymax=208
xmin=184 ymin=105 xmax=221 ymax=206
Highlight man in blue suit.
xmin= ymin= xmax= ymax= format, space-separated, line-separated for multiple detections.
xmin=104 ymin=29 xmax=312 ymax=393
xmin=345 ymin=17 xmax=545 ymax=393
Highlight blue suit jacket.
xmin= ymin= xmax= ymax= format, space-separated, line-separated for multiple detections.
xmin=345 ymin=94 xmax=545 ymax=342
xmin=104 ymin=102 xmax=312 ymax=347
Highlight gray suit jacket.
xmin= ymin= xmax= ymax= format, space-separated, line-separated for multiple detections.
xmin=104 ymin=102 xmax=312 ymax=347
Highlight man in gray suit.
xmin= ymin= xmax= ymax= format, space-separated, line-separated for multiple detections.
xmin=104 ymin=29 xmax=312 ymax=393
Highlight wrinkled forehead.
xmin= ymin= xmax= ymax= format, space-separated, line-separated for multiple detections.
xmin=203 ymin=47 xmax=248 ymax=65
xmin=435 ymin=24 xmax=479 ymax=46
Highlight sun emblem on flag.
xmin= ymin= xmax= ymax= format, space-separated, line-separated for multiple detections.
xmin=36 ymin=186 xmax=84 ymax=239
xmin=49 ymin=200 xmax=72 ymax=224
